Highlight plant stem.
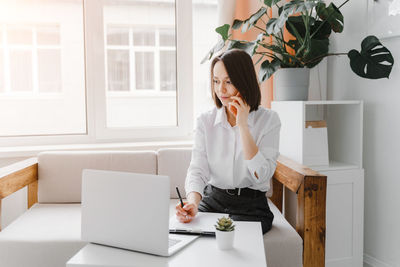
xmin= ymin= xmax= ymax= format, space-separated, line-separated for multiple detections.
xmin=260 ymin=17 xmax=268 ymax=25
xmin=300 ymin=13 xmax=311 ymax=58
xmin=287 ymin=20 xmax=304 ymax=45
xmin=303 ymin=52 xmax=348 ymax=64
xmin=274 ymin=36 xmax=291 ymax=47
xmin=254 ymin=51 xmax=276 ymax=58
xmin=279 ymin=29 xmax=287 ymax=52
xmin=338 ymin=0 xmax=350 ymax=9
xmin=254 ymin=25 xmax=267 ymax=33
xmin=258 ymin=42 xmax=303 ymax=65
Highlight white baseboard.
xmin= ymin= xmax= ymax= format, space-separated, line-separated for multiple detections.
xmin=364 ymin=254 xmax=393 ymax=267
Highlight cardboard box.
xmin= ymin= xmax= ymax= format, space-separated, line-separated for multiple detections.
xmin=303 ymin=120 xmax=329 ymax=166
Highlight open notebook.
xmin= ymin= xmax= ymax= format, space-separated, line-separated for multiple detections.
xmin=169 ymin=212 xmax=229 ymax=236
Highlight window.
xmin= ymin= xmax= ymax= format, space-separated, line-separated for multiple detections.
xmin=101 ymin=0 xmax=186 ymax=130
xmin=0 ymin=0 xmax=86 ymax=137
xmin=192 ymin=0 xmax=218 ymax=120
xmin=88 ymin=0 xmax=192 ymax=139
xmin=0 ymin=24 xmax=62 ymax=94
xmin=106 ymin=26 xmax=175 ymax=93
xmin=0 ymin=0 xmax=193 ymax=146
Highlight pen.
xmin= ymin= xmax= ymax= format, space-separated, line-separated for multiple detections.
xmin=176 ymin=186 xmax=184 ymax=208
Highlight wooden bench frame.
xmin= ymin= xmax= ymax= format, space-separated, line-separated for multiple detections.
xmin=0 ymin=155 xmax=327 ymax=267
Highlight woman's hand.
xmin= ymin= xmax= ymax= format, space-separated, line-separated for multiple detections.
xmin=175 ymin=201 xmax=198 ymax=223
xmin=229 ymin=93 xmax=250 ymax=128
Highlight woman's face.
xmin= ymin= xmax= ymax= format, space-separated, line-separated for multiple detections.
xmin=213 ymin=61 xmax=239 ymax=107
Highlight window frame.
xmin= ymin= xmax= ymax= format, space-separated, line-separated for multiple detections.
xmin=0 ymin=0 xmax=193 ymax=147
xmin=0 ymin=24 xmax=62 ymax=96
xmin=105 ymin=24 xmax=177 ymax=94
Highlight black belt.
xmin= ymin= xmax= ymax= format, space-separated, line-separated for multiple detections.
xmin=210 ymin=185 xmax=265 ymax=198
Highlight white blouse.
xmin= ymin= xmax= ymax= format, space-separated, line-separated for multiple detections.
xmin=185 ymin=106 xmax=281 ymax=197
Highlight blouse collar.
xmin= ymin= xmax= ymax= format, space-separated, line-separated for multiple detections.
xmin=214 ymin=107 xmax=255 ymax=129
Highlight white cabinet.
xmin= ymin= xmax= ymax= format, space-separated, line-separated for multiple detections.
xmin=271 ymin=101 xmax=364 ymax=267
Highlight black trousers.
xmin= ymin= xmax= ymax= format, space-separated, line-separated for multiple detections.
xmin=198 ymin=184 xmax=274 ymax=234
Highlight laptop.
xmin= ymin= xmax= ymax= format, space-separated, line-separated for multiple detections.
xmin=81 ymin=169 xmax=199 ymax=257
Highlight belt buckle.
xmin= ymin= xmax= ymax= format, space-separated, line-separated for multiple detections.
xmin=226 ymin=189 xmax=236 ymax=196
xmin=226 ymin=188 xmax=241 ymax=196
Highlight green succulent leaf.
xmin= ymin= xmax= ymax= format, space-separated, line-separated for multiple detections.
xmin=215 ymin=24 xmax=230 ymax=41
xmin=348 ymin=35 xmax=394 ymax=79
xmin=200 ymin=38 xmax=225 ymax=64
xmin=215 ymin=217 xmax=235 ymax=231
xmin=259 ymin=58 xmax=281 ymax=82
xmin=316 ymin=2 xmax=344 ymax=33
xmin=264 ymin=0 xmax=280 ymax=7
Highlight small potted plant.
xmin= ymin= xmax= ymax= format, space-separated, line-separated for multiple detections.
xmin=215 ymin=216 xmax=236 ymax=250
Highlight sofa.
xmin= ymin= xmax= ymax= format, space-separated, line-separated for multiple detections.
xmin=0 ymin=149 xmax=327 ymax=267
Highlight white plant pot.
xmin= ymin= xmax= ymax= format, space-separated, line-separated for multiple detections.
xmin=274 ymin=68 xmax=310 ymax=101
xmin=215 ymin=230 xmax=235 ymax=250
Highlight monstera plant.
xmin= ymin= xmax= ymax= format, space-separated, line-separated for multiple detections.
xmin=202 ymin=0 xmax=394 ymax=82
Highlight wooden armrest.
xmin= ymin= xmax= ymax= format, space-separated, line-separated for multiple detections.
xmin=270 ymin=155 xmax=327 ymax=267
xmin=274 ymin=155 xmax=323 ymax=193
xmin=0 ymin=157 xmax=39 ymax=231
xmin=0 ymin=157 xmax=38 ymax=200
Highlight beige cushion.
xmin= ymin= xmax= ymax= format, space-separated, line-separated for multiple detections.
xmin=38 ymin=151 xmax=157 ymax=203
xmin=1 ymin=149 xmax=301 ymax=267
xmin=157 ymin=148 xmax=192 ymax=198
xmin=0 ymin=204 xmax=86 ymax=267
xmin=264 ymin=199 xmax=303 ymax=267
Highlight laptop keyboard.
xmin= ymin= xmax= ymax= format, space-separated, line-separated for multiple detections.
xmin=169 ymin=238 xmax=182 ymax=248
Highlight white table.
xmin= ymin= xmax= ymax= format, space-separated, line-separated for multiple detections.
xmin=66 ymin=222 xmax=267 ymax=267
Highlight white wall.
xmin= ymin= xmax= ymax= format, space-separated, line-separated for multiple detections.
xmin=328 ymin=1 xmax=400 ymax=266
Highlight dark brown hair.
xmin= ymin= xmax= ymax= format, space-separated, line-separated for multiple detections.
xmin=210 ymin=49 xmax=261 ymax=112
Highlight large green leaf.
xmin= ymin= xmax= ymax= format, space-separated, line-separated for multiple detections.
xmin=227 ymin=40 xmax=257 ymax=56
xmin=240 ymin=7 xmax=268 ymax=33
xmin=248 ymin=7 xmax=267 ymax=27
xmin=266 ymin=18 xmax=283 ymax=35
xmin=348 ymin=35 xmax=394 ymax=79
xmin=259 ymin=41 xmax=302 ymax=67
xmin=316 ymin=2 xmax=343 ymax=33
xmin=200 ymin=39 xmax=225 ymax=64
xmin=216 ymin=24 xmax=230 ymax=41
xmin=286 ymin=16 xmax=331 ymax=40
xmin=266 ymin=0 xmax=319 ymax=34
xmin=232 ymin=19 xmax=244 ymax=30
xmin=264 ymin=0 xmax=281 ymax=7
xmin=259 ymin=59 xmax=281 ymax=82
xmin=288 ymin=39 xmax=301 ymax=51
xmin=303 ymin=38 xmax=329 ymax=68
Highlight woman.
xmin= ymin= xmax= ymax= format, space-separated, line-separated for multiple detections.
xmin=176 ymin=49 xmax=281 ymax=234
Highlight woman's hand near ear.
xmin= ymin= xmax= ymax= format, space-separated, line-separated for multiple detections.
xmin=229 ymin=93 xmax=250 ymax=128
